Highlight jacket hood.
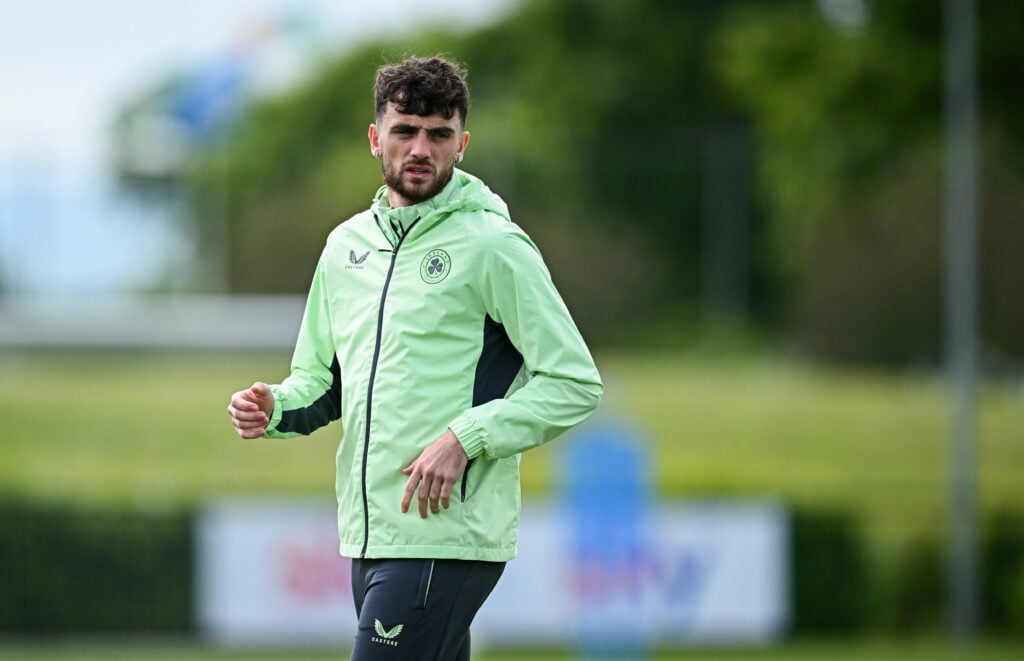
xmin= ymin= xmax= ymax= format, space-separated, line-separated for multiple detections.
xmin=371 ymin=169 xmax=510 ymax=244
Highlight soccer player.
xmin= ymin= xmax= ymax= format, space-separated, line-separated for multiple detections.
xmin=227 ymin=56 xmax=602 ymax=660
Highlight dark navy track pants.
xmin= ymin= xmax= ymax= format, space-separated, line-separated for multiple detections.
xmin=350 ymin=558 xmax=505 ymax=661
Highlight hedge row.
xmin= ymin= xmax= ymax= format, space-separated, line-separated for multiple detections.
xmin=0 ymin=499 xmax=1021 ymax=636
xmin=0 ymin=499 xmax=192 ymax=633
xmin=791 ymin=509 xmax=1024 ymax=636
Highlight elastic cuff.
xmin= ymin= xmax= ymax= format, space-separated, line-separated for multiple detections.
xmin=448 ymin=415 xmax=486 ymax=459
xmin=266 ymin=384 xmax=284 ymax=433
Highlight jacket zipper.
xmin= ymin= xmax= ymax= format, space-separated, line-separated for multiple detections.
xmin=360 ymin=215 xmax=420 ymax=558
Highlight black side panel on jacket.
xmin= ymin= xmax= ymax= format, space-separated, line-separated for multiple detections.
xmin=472 ymin=315 xmax=524 ymax=406
xmin=461 ymin=315 xmax=524 ymax=500
xmin=277 ymin=355 xmax=342 ymax=434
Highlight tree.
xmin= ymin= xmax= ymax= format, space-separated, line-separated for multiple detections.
xmin=713 ymin=0 xmax=1024 ymax=363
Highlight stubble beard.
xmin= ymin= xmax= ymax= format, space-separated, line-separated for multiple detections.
xmin=382 ymin=156 xmax=455 ymax=205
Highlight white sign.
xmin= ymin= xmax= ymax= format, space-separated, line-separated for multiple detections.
xmin=196 ymin=500 xmax=788 ymax=646
xmin=476 ymin=502 xmax=789 ymax=646
xmin=197 ymin=500 xmax=354 ymax=645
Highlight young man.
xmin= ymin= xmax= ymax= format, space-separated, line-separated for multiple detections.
xmin=227 ymin=56 xmax=602 ymax=660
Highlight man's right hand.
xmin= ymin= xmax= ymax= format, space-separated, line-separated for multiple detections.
xmin=227 ymin=382 xmax=275 ymax=439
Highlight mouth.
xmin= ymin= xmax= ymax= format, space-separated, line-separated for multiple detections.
xmin=404 ymin=164 xmax=433 ymax=180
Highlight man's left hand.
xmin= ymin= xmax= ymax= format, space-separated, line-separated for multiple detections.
xmin=401 ymin=429 xmax=468 ymax=518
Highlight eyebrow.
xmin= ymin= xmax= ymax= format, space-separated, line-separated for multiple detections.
xmin=391 ymin=123 xmax=455 ymax=137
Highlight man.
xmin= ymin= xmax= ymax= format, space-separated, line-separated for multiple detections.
xmin=227 ymin=56 xmax=602 ymax=660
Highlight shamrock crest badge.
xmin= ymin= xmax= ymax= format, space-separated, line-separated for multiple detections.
xmin=419 ymin=249 xmax=452 ymax=284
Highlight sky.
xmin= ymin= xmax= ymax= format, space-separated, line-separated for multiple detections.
xmin=0 ymin=0 xmax=515 ymax=293
xmin=0 ymin=0 xmax=514 ymax=179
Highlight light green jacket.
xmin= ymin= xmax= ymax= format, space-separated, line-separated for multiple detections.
xmin=265 ymin=169 xmax=602 ymax=561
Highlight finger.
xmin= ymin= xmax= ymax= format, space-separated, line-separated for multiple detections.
xmin=235 ymin=426 xmax=265 ymax=439
xmin=227 ymin=404 xmax=269 ymax=424
xmin=417 ymin=475 xmax=431 ymax=519
xmin=428 ymin=478 xmax=443 ymax=515
xmin=233 ymin=417 xmax=268 ymax=430
xmin=231 ymin=395 xmax=260 ymax=412
xmin=233 ymin=416 xmax=267 ymax=431
xmin=440 ymin=480 xmax=453 ymax=510
xmin=401 ymin=469 xmax=421 ymax=513
xmin=228 ymin=406 xmax=269 ymax=423
xmin=234 ymin=410 xmax=269 ymax=424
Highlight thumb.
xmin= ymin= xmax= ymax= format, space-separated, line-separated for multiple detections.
xmin=402 ymin=464 xmax=414 ymax=475
xmin=250 ymin=382 xmax=271 ymax=398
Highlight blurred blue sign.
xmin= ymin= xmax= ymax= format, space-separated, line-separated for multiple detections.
xmin=562 ymin=422 xmax=652 ymax=658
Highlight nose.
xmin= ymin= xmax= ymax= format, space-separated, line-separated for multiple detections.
xmin=409 ymin=131 xmax=431 ymax=159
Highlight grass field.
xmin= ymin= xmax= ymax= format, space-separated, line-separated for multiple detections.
xmin=1 ymin=348 xmax=1022 ymax=557
xmin=1 ymin=349 xmax=1023 ymax=649
xmin=1 ymin=640 xmax=1023 ymax=660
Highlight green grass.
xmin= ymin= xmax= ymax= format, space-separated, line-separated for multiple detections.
xmin=1 ymin=640 xmax=1023 ymax=660
xmin=0 ymin=350 xmax=339 ymax=507
xmin=593 ymin=353 xmax=1024 ymax=551
xmin=1 ymin=348 xmax=1022 ymax=554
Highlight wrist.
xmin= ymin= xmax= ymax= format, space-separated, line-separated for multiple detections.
xmin=447 ymin=417 xmax=485 ymax=459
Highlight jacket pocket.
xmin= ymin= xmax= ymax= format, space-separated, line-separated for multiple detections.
xmin=459 ymin=459 xmax=475 ymax=502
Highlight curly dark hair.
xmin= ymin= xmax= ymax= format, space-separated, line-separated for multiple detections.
xmin=374 ymin=56 xmax=470 ymax=125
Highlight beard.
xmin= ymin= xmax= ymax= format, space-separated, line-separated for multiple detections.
xmin=381 ymin=156 xmax=455 ymax=205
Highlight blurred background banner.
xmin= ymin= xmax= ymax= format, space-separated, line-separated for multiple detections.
xmin=196 ymin=500 xmax=788 ymax=648
xmin=197 ymin=500 xmax=351 ymax=646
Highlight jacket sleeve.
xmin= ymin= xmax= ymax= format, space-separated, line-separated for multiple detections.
xmin=447 ymin=228 xmax=603 ymax=459
xmin=265 ymin=255 xmax=341 ymax=438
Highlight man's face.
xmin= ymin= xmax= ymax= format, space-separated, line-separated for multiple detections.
xmin=369 ymin=102 xmax=470 ymax=208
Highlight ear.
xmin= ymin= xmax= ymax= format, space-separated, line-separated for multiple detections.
xmin=368 ymin=124 xmax=381 ymax=158
xmin=456 ymin=131 xmax=470 ymax=164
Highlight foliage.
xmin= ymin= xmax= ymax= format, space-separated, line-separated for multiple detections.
xmin=0 ymin=498 xmax=192 ymax=634
xmin=790 ymin=509 xmax=869 ymax=634
xmin=888 ymin=533 xmax=945 ymax=633
xmin=985 ymin=510 xmax=1024 ymax=634
xmin=182 ymin=0 xmax=762 ymax=343
xmin=186 ymin=47 xmax=386 ymax=294
xmin=119 ymin=0 xmax=1024 ymax=361
xmin=711 ymin=1 xmax=942 ymax=270
xmin=879 ymin=512 xmax=1024 ymax=637
xmin=712 ymin=0 xmax=1024 ymax=364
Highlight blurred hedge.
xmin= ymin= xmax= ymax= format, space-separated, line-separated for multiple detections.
xmin=1 ymin=498 xmax=1021 ymax=637
xmin=0 ymin=499 xmax=192 ymax=634
xmin=984 ymin=511 xmax=1024 ymax=635
xmin=790 ymin=509 xmax=871 ymax=634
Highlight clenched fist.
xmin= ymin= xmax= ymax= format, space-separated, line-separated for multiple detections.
xmin=227 ymin=382 xmax=275 ymax=439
